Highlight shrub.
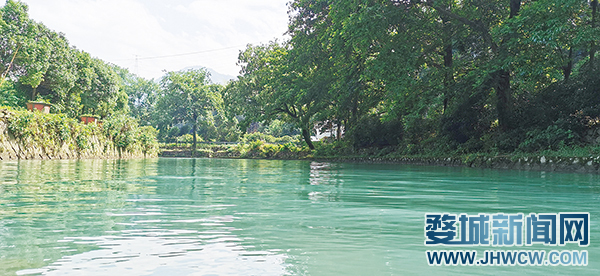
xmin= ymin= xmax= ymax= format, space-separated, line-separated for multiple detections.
xmin=167 ymin=126 xmax=180 ymax=138
xmin=243 ymin=132 xmax=276 ymax=143
xmin=350 ymin=115 xmax=404 ymax=148
xmin=518 ymin=125 xmax=578 ymax=152
xmin=176 ymin=134 xmax=198 ymax=143
xmin=3 ymin=107 xmax=106 ymax=154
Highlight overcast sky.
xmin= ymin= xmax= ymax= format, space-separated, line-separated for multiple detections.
xmin=20 ymin=0 xmax=291 ymax=81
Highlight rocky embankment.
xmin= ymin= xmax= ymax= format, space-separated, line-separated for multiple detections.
xmin=315 ymin=155 xmax=600 ymax=174
xmin=0 ymin=109 xmax=153 ymax=160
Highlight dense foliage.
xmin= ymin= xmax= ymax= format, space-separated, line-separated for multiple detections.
xmin=0 ymin=107 xmax=158 ymax=156
xmin=154 ymin=68 xmax=240 ymax=155
xmin=0 ymin=0 xmax=161 ymax=155
xmin=0 ymin=1 xmax=241 ymax=150
xmin=226 ymin=0 xmax=600 ymax=155
xmin=1 ymin=0 xmax=129 ymax=117
xmin=4 ymin=0 xmax=600 ymax=158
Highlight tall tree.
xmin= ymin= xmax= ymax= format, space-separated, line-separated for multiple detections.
xmin=421 ymin=0 xmax=522 ymax=131
xmin=0 ymin=0 xmax=31 ymax=82
xmin=1 ymin=0 xmax=129 ymax=117
xmin=114 ymin=67 xmax=160 ymax=125
xmin=508 ymin=0 xmax=590 ymax=84
xmin=158 ymin=68 xmax=221 ymax=156
xmin=590 ymin=0 xmax=598 ymax=67
xmin=226 ymin=42 xmax=329 ymax=149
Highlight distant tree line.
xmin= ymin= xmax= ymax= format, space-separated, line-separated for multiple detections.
xmin=0 ymin=0 xmax=238 ymax=154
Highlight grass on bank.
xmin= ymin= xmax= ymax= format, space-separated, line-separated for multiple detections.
xmin=159 ymin=140 xmax=311 ymax=159
xmin=159 ymin=135 xmax=600 ymax=167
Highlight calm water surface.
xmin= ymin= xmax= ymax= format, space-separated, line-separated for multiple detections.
xmin=0 ymin=158 xmax=599 ymax=275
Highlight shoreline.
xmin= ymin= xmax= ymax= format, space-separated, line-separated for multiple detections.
xmin=158 ymin=150 xmax=600 ymax=174
xmin=4 ymin=149 xmax=598 ymax=174
xmin=311 ymin=156 xmax=600 ymax=174
xmin=0 ymin=109 xmax=158 ymax=161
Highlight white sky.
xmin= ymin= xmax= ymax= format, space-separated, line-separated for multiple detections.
xmin=19 ymin=0 xmax=291 ymax=81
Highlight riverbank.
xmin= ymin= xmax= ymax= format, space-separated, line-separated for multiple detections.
xmin=158 ymin=143 xmax=600 ymax=174
xmin=0 ymin=108 xmax=158 ymax=160
xmin=312 ymin=155 xmax=600 ymax=174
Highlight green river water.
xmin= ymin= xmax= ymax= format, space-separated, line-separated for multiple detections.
xmin=0 ymin=158 xmax=599 ymax=275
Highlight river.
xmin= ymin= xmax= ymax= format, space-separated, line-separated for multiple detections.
xmin=0 ymin=158 xmax=598 ymax=275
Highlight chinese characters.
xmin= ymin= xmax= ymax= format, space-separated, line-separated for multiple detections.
xmin=425 ymin=213 xmax=589 ymax=247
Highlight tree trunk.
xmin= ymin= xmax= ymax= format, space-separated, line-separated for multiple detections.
xmin=494 ymin=70 xmax=511 ymax=131
xmin=336 ymin=121 xmax=342 ymax=141
xmin=32 ymin=87 xmax=38 ymax=101
xmin=494 ymin=0 xmax=521 ymax=131
xmin=510 ymin=0 xmax=521 ymax=18
xmin=442 ymin=16 xmax=453 ymax=114
xmin=591 ymin=0 xmax=598 ymax=68
xmin=192 ymin=115 xmax=198 ymax=157
xmin=302 ymin=127 xmax=315 ymax=150
xmin=0 ymin=44 xmax=20 ymax=86
xmin=563 ymin=48 xmax=573 ymax=82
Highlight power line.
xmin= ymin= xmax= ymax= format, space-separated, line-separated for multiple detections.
xmin=114 ymin=42 xmax=265 ymax=62
xmin=135 ymin=55 xmax=139 ymax=75
xmin=139 ymin=45 xmax=243 ymax=60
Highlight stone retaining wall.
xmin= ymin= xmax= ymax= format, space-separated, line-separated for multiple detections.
xmin=0 ymin=117 xmax=148 ymax=161
xmin=316 ymin=155 xmax=600 ymax=174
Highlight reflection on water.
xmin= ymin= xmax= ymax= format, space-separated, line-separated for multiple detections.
xmin=19 ymin=235 xmax=286 ymax=276
xmin=1 ymin=158 xmax=600 ymax=275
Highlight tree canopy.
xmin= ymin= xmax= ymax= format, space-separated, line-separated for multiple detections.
xmin=1 ymin=0 xmax=128 ymax=117
xmin=4 ymin=0 xmax=600 ymax=154
xmin=156 ymin=68 xmax=225 ymax=154
xmin=226 ymin=0 xmax=600 ymax=153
